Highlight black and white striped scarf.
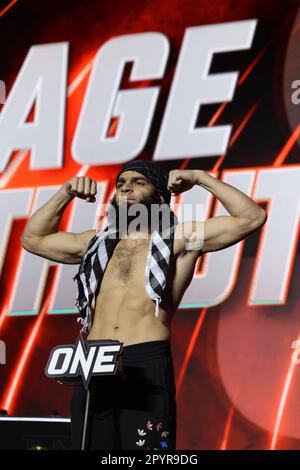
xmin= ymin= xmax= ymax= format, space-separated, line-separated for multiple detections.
xmin=72 ymin=203 xmax=178 ymax=333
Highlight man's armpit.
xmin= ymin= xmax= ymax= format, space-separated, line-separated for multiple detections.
xmin=185 ymin=227 xmax=204 ymax=251
xmin=175 ymin=221 xmax=204 ymax=252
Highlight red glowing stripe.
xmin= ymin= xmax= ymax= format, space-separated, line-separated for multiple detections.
xmin=1 ymin=293 xmax=51 ymax=412
xmin=270 ymin=329 xmax=300 ymax=450
xmin=212 ymin=101 xmax=259 ymax=172
xmin=107 ymin=116 xmax=119 ymax=137
xmin=0 ymin=303 xmax=9 ymax=330
xmin=68 ymin=62 xmax=92 ymax=97
xmin=212 ymin=154 xmax=225 ymax=172
xmin=0 ymin=188 xmax=37 ymax=333
xmin=220 ymin=387 xmax=239 ymax=450
xmin=273 ymin=123 xmax=300 ymax=167
xmin=228 ymin=101 xmax=259 ymax=147
xmin=0 ymin=0 xmax=18 ymax=18
xmin=220 ymin=403 xmax=235 ymax=450
xmin=208 ymin=101 xmax=228 ymax=127
xmin=178 ymin=101 xmax=229 ymax=171
xmin=176 ymin=308 xmax=207 ymax=397
xmin=238 ymin=29 xmax=279 ymax=86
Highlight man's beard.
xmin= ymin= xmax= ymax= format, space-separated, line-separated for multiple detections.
xmin=108 ymin=192 xmax=161 ymax=238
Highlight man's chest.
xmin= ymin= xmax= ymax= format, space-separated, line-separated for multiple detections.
xmin=93 ymin=236 xmax=196 ymax=312
xmin=109 ymin=242 xmax=149 ymax=283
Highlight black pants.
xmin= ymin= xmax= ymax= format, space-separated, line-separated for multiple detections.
xmin=69 ymin=340 xmax=177 ymax=450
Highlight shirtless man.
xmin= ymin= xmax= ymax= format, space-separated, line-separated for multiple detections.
xmin=21 ymin=161 xmax=267 ymax=450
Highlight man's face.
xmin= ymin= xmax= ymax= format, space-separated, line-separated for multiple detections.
xmin=109 ymin=170 xmax=163 ymax=235
xmin=115 ymin=170 xmax=161 ymax=206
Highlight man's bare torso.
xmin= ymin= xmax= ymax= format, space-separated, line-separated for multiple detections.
xmin=86 ymin=229 xmax=199 ymax=346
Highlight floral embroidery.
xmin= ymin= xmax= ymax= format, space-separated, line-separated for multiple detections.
xmin=160 ymin=440 xmax=168 ymax=448
xmin=136 ymin=419 xmax=170 ymax=449
xmin=136 ymin=439 xmax=145 ymax=446
xmin=146 ymin=420 xmax=153 ymax=431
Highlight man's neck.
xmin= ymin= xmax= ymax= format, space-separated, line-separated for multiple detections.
xmin=122 ymin=230 xmax=151 ymax=240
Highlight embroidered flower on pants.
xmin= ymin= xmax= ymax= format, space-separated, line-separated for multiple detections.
xmin=136 ymin=418 xmax=171 ymax=449
xmin=146 ymin=420 xmax=153 ymax=431
xmin=136 ymin=439 xmax=145 ymax=446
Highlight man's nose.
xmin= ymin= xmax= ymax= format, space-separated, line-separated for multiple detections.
xmin=121 ymin=183 xmax=133 ymax=192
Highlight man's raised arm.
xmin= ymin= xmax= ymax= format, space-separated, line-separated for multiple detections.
xmin=168 ymin=169 xmax=267 ymax=255
xmin=21 ymin=177 xmax=97 ymax=264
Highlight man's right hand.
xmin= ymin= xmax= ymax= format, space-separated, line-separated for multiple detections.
xmin=63 ymin=176 xmax=97 ymax=203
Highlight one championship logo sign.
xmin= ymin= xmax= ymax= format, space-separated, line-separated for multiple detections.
xmin=45 ymin=336 xmax=123 ymax=389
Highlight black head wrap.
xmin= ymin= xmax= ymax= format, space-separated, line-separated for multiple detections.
xmin=116 ymin=160 xmax=171 ymax=205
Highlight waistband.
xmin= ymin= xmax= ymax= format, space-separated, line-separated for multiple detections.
xmin=121 ymin=340 xmax=171 ymax=365
xmin=85 ymin=339 xmax=171 ymax=364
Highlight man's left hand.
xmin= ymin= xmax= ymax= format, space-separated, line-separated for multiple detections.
xmin=167 ymin=169 xmax=201 ymax=195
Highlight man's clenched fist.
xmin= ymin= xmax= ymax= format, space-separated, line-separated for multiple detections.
xmin=63 ymin=176 xmax=97 ymax=203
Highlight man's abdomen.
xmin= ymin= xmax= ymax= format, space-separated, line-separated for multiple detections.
xmin=86 ymin=287 xmax=171 ymax=346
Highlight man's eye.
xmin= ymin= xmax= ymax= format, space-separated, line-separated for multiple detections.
xmin=116 ymin=181 xmax=144 ymax=187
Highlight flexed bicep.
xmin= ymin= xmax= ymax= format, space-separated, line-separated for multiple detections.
xmin=202 ymin=214 xmax=266 ymax=254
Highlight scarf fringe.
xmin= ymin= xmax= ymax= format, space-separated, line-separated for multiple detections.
xmin=76 ymin=315 xmax=90 ymax=334
xmin=155 ymin=298 xmax=160 ymax=317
